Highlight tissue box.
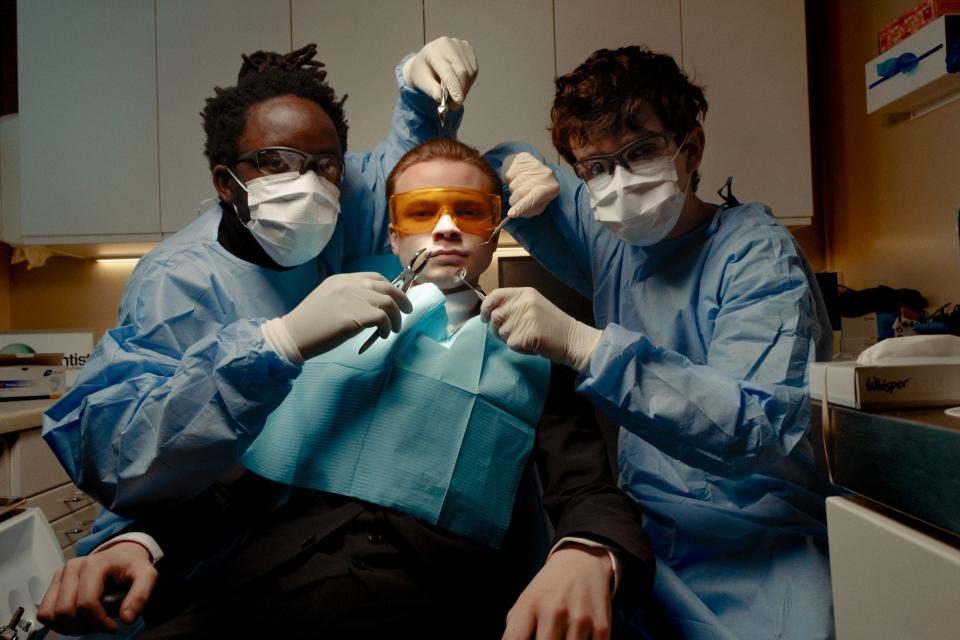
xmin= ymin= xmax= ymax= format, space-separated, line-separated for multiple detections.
xmin=866 ymin=15 xmax=960 ymax=114
xmin=879 ymin=0 xmax=960 ymax=52
xmin=810 ymin=360 xmax=960 ymax=409
xmin=0 ymin=353 xmax=66 ymax=401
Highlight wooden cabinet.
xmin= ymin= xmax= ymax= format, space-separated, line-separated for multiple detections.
xmin=828 ymin=496 xmax=960 ymax=639
xmin=157 ymin=0 xmax=292 ymax=233
xmin=554 ymin=0 xmax=812 ymax=225
xmin=17 ymin=0 xmax=160 ymax=242
xmin=682 ymin=0 xmax=812 ymax=224
xmin=293 ymin=0 xmax=424 ymax=155
xmin=554 ymin=0 xmax=682 ymax=75
xmin=12 ymin=0 xmax=814 ymax=245
xmin=425 ymin=0 xmax=556 ymax=161
xmin=1 ymin=418 xmax=96 ymax=552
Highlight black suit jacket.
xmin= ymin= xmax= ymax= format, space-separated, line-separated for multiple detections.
xmin=130 ymin=363 xmax=653 ymax=627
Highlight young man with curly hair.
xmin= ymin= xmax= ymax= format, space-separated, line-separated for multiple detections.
xmin=483 ymin=46 xmax=837 ymax=639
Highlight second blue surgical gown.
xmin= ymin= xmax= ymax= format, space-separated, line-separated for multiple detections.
xmin=488 ymin=143 xmax=837 ymax=640
xmin=42 ymin=60 xmax=458 ymax=520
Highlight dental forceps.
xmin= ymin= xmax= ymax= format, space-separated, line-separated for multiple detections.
xmin=453 ymin=268 xmax=485 ymax=301
xmin=477 ymin=216 xmax=510 ymax=246
xmin=437 ymin=82 xmax=449 ymax=128
xmin=358 ymin=247 xmax=431 ymax=354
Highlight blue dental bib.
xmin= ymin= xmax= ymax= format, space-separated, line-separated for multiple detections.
xmin=242 ymin=284 xmax=551 ymax=547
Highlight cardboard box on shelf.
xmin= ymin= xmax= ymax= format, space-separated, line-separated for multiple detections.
xmin=810 ymin=360 xmax=960 ymax=409
xmin=878 ymin=0 xmax=960 ymax=52
xmin=0 ymin=353 xmax=66 ymax=401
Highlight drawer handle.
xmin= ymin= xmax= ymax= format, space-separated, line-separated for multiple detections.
xmin=59 ymin=527 xmax=89 ymax=535
xmin=62 ymin=495 xmax=85 ymax=503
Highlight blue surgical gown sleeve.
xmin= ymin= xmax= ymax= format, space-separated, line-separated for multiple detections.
xmin=42 ymin=252 xmax=302 ymax=517
xmin=42 ymin=56 xmax=457 ymax=517
xmin=340 ymin=55 xmax=464 ymax=259
xmin=580 ymin=237 xmax=819 ymax=478
xmin=493 ymin=143 xmax=824 ymax=477
xmin=483 ymin=142 xmax=614 ymax=300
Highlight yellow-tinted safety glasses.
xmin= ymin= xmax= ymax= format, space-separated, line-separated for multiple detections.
xmin=389 ymin=187 xmax=501 ymax=237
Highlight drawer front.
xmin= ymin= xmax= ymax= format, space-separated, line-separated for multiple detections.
xmin=13 ymin=427 xmax=70 ymax=497
xmin=50 ymin=502 xmax=99 ymax=549
xmin=62 ymin=543 xmax=78 ymax=561
xmin=27 ymin=482 xmax=96 ymax=524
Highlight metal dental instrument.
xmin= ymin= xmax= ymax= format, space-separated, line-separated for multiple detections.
xmin=453 ymin=268 xmax=485 ymax=301
xmin=358 ymin=247 xmax=431 ymax=354
xmin=478 ymin=216 xmax=510 ymax=246
xmin=437 ymin=82 xmax=449 ymax=128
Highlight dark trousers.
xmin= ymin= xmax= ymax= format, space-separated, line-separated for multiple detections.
xmin=140 ymin=510 xmax=508 ymax=639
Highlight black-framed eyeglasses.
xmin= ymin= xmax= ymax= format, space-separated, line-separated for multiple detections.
xmin=233 ymin=146 xmax=344 ymax=182
xmin=573 ymin=131 xmax=676 ymax=185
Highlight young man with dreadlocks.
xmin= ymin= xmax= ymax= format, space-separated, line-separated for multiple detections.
xmin=42 ymin=38 xmax=477 ymax=541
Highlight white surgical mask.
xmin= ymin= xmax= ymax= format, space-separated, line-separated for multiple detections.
xmin=587 ymin=139 xmax=689 ymax=246
xmin=229 ymin=170 xmax=340 ymax=267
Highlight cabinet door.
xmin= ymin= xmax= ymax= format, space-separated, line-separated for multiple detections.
xmin=681 ymin=0 xmax=812 ymax=224
xmin=555 ymin=0 xmax=682 ymax=77
xmin=17 ymin=0 xmax=161 ymax=240
xmin=157 ymin=0 xmax=291 ymax=233
xmin=293 ymin=0 xmax=423 ymax=156
xmin=425 ymin=0 xmax=556 ymax=160
xmin=0 ymin=114 xmax=20 ymax=242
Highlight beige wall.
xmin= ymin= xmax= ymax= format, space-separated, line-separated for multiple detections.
xmin=819 ymin=0 xmax=960 ymax=308
xmin=7 ymin=255 xmax=133 ymax=340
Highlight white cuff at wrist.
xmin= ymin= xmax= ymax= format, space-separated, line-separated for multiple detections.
xmin=261 ymin=317 xmax=304 ymax=364
xmin=92 ymin=532 xmax=164 ymax=565
xmin=549 ymin=536 xmax=621 ymax=595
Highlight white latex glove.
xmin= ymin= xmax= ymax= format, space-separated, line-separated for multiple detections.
xmin=402 ymin=36 xmax=478 ymax=107
xmin=501 ymin=544 xmax=614 ymax=640
xmin=502 ymin=152 xmax=560 ymax=218
xmin=262 ymin=272 xmax=412 ymax=363
xmin=38 ymin=542 xmax=157 ymax=636
xmin=481 ymin=287 xmax=601 ymax=372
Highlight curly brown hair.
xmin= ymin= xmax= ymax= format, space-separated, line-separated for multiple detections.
xmin=551 ymin=46 xmax=708 ymax=189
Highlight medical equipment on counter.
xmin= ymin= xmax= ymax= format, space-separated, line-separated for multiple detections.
xmin=358 ymin=247 xmax=431 ymax=353
xmin=454 ymin=268 xmax=485 ymax=301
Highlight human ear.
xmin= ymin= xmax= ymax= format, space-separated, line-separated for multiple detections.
xmin=212 ymin=165 xmax=237 ymax=203
xmin=683 ymin=127 xmax=705 ymax=174
xmin=388 ymin=225 xmax=401 ymax=256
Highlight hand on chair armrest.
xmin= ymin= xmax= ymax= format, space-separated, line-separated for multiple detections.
xmin=37 ymin=541 xmax=157 ymax=635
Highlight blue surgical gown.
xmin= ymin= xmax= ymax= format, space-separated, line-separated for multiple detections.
xmin=42 ymin=60 xmax=461 ymax=522
xmin=486 ymin=143 xmax=837 ymax=640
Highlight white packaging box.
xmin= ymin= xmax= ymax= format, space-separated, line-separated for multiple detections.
xmin=0 ymin=354 xmax=66 ymax=401
xmin=810 ymin=360 xmax=960 ymax=409
xmin=841 ymin=313 xmax=879 ymax=339
xmin=0 ymin=330 xmax=94 ymax=388
xmin=865 ymin=15 xmax=960 ymax=115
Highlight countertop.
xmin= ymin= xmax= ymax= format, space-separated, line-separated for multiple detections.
xmin=0 ymin=398 xmax=54 ymax=436
xmin=812 ymin=401 xmax=960 ymax=539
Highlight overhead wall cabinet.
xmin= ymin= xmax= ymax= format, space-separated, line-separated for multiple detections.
xmin=17 ymin=0 xmax=159 ymax=243
xmin=11 ymin=0 xmax=814 ymax=247
xmin=292 ymin=0 xmax=425 ymax=156
xmin=156 ymin=0 xmax=292 ymax=234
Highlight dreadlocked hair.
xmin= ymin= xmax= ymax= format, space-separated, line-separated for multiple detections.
xmin=201 ymin=44 xmax=348 ymax=170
